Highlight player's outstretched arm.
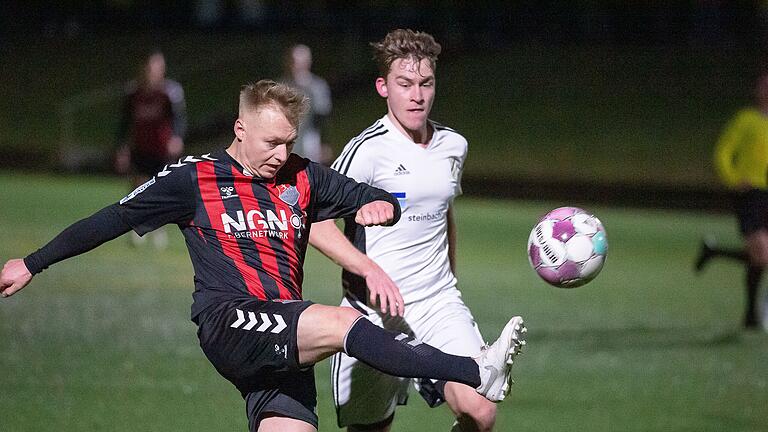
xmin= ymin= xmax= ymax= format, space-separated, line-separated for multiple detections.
xmin=1 ymin=204 xmax=133 ymax=298
xmin=309 ymin=220 xmax=404 ymax=316
xmin=0 ymin=259 xmax=33 ymax=298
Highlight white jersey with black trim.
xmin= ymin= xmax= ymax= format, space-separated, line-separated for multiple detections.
xmin=331 ymin=114 xmax=468 ymax=304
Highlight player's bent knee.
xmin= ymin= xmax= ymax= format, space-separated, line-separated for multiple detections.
xmin=298 ymin=304 xmax=362 ymax=348
xmin=335 ymin=305 xmax=365 ymax=328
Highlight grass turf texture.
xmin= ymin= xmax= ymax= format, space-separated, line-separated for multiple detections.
xmin=1 ymin=172 xmax=767 ymax=431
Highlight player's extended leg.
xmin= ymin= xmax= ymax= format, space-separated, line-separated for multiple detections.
xmin=296 ymin=304 xmax=526 ymax=401
xmin=444 ymin=382 xmax=497 ymax=432
xmin=297 ymin=304 xmax=479 ymax=386
xmin=694 ymin=236 xmax=748 ymax=272
xmin=296 ymin=304 xmax=362 ymax=364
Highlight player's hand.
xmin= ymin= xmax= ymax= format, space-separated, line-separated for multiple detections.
xmin=0 ymin=259 xmax=33 ymax=298
xmin=363 ymin=262 xmax=405 ymax=317
xmin=355 ymin=201 xmax=395 ymax=227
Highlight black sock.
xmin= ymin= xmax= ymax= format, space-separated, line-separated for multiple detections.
xmin=344 ymin=317 xmax=481 ymax=388
xmin=712 ymin=248 xmax=748 ymax=263
xmin=745 ymin=265 xmax=763 ymax=327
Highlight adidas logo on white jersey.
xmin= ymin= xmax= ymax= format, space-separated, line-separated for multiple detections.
xmin=394 ymin=164 xmax=411 ymax=176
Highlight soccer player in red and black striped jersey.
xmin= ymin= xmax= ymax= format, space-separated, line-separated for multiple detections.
xmin=1 ymin=80 xmax=523 ymax=432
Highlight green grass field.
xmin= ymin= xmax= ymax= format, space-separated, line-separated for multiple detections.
xmin=1 ymin=172 xmax=767 ymax=432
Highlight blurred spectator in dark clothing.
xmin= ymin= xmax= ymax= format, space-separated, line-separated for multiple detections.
xmin=116 ymin=50 xmax=187 ymax=248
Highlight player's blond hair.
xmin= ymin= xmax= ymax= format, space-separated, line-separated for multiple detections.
xmin=239 ymin=80 xmax=309 ymax=128
xmin=371 ymin=29 xmax=442 ymax=77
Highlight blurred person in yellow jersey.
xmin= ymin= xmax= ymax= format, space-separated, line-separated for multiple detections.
xmin=696 ymin=73 xmax=768 ymax=330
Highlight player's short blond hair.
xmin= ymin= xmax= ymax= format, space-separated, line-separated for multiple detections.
xmin=371 ymin=29 xmax=442 ymax=77
xmin=239 ymin=80 xmax=309 ymax=128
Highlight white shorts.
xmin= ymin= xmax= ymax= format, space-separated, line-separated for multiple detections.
xmin=331 ymin=287 xmax=485 ymax=427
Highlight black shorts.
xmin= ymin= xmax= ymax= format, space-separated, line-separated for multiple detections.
xmin=196 ymin=297 xmax=317 ymax=429
xmin=735 ymin=189 xmax=768 ymax=235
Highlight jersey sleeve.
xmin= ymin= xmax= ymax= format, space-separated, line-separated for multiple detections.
xmin=117 ymin=165 xmax=196 ymax=235
xmin=307 ymin=161 xmax=400 ymax=224
xmin=23 ymin=204 xmax=132 ymax=275
xmin=454 ymin=137 xmax=468 ymax=197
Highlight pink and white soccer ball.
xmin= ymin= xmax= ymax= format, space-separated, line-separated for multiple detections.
xmin=527 ymin=207 xmax=607 ymax=288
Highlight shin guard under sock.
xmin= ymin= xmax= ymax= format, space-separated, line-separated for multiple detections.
xmin=344 ymin=317 xmax=481 ymax=388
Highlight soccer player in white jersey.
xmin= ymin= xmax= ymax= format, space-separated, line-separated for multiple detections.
xmin=309 ymin=29 xmax=526 ymax=432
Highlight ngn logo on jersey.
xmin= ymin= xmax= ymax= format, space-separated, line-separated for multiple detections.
xmin=221 ymin=209 xmax=302 ymax=239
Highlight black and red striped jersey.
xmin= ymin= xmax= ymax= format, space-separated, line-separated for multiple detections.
xmin=117 ymin=149 xmax=399 ymax=318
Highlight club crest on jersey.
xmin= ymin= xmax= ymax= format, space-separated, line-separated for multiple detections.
xmin=277 ymin=185 xmax=299 ymax=206
xmin=394 ymin=163 xmax=410 ymax=176
xmin=220 ymin=186 xmax=239 ymax=200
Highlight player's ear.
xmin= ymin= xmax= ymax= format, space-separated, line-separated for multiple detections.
xmin=234 ymin=118 xmax=245 ymax=142
xmin=375 ymin=77 xmax=388 ymax=98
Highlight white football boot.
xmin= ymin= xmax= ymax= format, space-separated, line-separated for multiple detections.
xmin=475 ymin=316 xmax=527 ymax=402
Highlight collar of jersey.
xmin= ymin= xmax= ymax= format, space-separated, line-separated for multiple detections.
xmin=380 ymin=114 xmax=436 ymax=149
xmin=217 ymin=149 xmax=274 ymax=183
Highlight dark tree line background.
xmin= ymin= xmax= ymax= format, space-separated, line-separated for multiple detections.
xmin=3 ymin=1 xmax=767 ymax=51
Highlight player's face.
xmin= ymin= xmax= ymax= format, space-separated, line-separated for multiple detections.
xmin=377 ymin=57 xmax=435 ymax=135
xmin=234 ymin=105 xmax=297 ymax=179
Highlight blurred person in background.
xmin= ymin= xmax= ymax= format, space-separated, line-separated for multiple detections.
xmin=696 ymin=72 xmax=768 ymax=331
xmin=1 ymin=79 xmax=525 ymax=432
xmin=115 ymin=50 xmax=187 ymax=248
xmin=310 ymin=29 xmax=525 ymax=432
xmin=280 ymin=44 xmax=332 ymax=164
